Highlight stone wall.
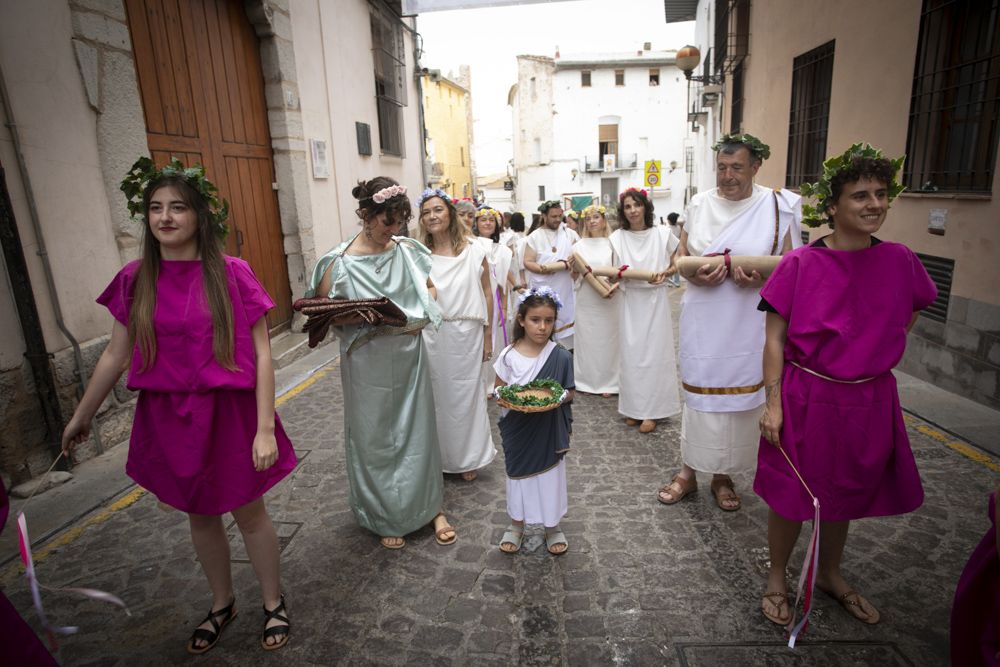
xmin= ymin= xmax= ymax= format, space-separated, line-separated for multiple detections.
xmin=901 ymin=296 xmax=1000 ymax=410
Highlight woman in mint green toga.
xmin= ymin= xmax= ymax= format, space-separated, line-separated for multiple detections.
xmin=307 ymin=177 xmax=456 ymax=550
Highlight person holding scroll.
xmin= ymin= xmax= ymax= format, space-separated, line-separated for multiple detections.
xmin=309 ymin=177 xmax=456 ymax=550
xmin=657 ymin=133 xmax=800 ymax=511
xmin=523 ymin=199 xmax=579 ymax=348
xmin=609 ymin=187 xmax=680 ymax=434
xmin=572 ymin=204 xmax=619 ymax=396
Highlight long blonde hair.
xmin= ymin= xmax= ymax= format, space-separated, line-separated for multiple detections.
xmin=419 ymin=195 xmax=468 ymax=255
xmin=130 ymin=176 xmax=236 ymax=371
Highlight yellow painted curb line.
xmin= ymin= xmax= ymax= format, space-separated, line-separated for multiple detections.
xmin=904 ymin=414 xmax=1000 ymax=472
xmin=3 ymin=358 xmax=338 ymax=580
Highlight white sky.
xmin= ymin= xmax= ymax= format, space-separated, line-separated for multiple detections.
xmin=416 ymin=0 xmax=695 ymax=176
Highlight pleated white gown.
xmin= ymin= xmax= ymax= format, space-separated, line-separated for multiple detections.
xmin=423 ymin=243 xmax=497 ymax=473
xmin=572 ymin=237 xmax=620 ymax=394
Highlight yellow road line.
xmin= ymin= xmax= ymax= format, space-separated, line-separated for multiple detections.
xmin=275 ymin=362 xmax=334 ymax=407
xmin=904 ymin=414 xmax=1000 ymax=472
xmin=3 ymin=358 xmax=337 ymax=579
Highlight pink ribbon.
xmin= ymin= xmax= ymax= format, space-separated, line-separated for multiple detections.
xmin=15 ymin=453 xmax=131 ymax=650
xmin=775 ymin=444 xmax=821 ymax=648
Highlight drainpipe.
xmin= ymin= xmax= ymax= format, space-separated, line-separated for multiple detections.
xmin=410 ymin=16 xmax=428 ymax=188
xmin=0 ymin=61 xmax=101 ymax=464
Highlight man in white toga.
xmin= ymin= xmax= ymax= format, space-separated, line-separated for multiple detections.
xmin=523 ymin=199 xmax=579 ymax=349
xmin=657 ymin=133 xmax=801 ymax=512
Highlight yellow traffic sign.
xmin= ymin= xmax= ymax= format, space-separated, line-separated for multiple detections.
xmin=644 ymin=160 xmax=662 ymax=187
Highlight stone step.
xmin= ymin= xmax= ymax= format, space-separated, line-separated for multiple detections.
xmin=270 ymin=330 xmax=311 ymax=370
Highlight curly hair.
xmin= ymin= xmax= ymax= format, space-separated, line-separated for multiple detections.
xmin=617 ymin=189 xmax=654 ymax=229
xmin=828 ymin=156 xmax=896 ymax=206
xmin=352 ymin=176 xmax=412 ymax=226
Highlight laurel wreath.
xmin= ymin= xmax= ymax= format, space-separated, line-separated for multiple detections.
xmin=496 ymin=378 xmax=565 ymax=407
xmin=799 ymin=143 xmax=906 ymax=228
xmin=120 ymin=156 xmax=230 ymax=239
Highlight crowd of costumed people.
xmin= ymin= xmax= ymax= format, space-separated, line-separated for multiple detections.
xmin=0 ymin=135 xmax=982 ymax=664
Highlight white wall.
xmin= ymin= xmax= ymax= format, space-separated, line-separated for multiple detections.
xmin=291 ymin=0 xmax=424 ymax=255
xmin=0 ymin=0 xmax=124 ymax=365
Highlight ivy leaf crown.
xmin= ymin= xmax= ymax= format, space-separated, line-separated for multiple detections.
xmin=712 ymin=132 xmax=771 ymax=162
xmin=799 ymin=143 xmax=906 ymax=228
xmin=120 ymin=156 xmax=230 ymax=239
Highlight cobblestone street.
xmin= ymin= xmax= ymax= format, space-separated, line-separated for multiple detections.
xmin=2 ymin=291 xmax=997 ymax=666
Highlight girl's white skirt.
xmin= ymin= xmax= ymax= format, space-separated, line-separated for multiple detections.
xmin=506 ymin=459 xmax=567 ymax=528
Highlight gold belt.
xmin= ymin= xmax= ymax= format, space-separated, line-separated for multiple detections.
xmin=682 ymin=381 xmax=764 ymax=395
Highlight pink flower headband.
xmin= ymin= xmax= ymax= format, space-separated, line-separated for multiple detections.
xmin=619 ymin=187 xmax=648 ymax=200
xmin=369 ymin=184 xmax=407 ymax=204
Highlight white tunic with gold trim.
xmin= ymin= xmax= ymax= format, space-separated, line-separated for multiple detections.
xmin=679 ymin=183 xmax=801 ymax=473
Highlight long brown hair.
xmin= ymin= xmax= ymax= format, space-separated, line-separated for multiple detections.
xmin=130 ymin=176 xmax=236 ymax=371
xmin=418 ymin=195 xmax=467 ymax=255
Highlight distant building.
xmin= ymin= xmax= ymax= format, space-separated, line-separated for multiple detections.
xmin=422 ymin=67 xmax=475 ymax=199
xmin=477 ymin=173 xmax=513 ymax=211
xmin=508 ymin=46 xmax=688 ymax=220
xmin=668 ymin=0 xmax=1000 ymax=409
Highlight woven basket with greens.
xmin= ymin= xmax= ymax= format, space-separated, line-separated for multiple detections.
xmin=496 ymin=379 xmax=566 ymax=413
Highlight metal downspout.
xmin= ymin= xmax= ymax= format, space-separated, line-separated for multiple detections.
xmin=0 ymin=61 xmax=102 ymax=461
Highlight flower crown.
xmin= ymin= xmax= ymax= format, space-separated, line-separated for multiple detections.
xmin=799 ymin=143 xmax=906 ymax=228
xmin=416 ymin=187 xmax=451 ymax=209
xmin=517 ymin=285 xmax=563 ymax=310
xmin=581 ymin=204 xmax=606 ymax=217
xmin=619 ymin=187 xmax=647 ymax=201
xmin=367 ymin=184 xmax=407 ymax=204
xmin=712 ymin=132 xmax=771 ymax=161
xmin=120 ymin=156 xmax=230 ymax=238
xmin=538 ymin=199 xmax=562 ymax=213
xmin=476 ymin=207 xmax=500 ymax=219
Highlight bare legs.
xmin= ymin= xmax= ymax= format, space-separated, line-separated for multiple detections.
xmin=188 ymin=498 xmax=284 ymax=648
xmin=764 ymin=512 xmax=877 ymax=623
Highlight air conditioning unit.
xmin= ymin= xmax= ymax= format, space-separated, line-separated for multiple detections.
xmin=428 ymin=69 xmax=442 ymax=82
xmin=701 ymin=83 xmax=722 ymax=108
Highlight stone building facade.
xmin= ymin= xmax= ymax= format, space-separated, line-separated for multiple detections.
xmin=669 ymin=0 xmax=1000 ymax=409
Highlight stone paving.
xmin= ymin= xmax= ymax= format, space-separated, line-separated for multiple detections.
xmin=2 ymin=293 xmax=997 ymax=665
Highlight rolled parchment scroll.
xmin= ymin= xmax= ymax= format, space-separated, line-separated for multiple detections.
xmin=571 ymin=251 xmax=617 ymax=298
xmin=675 ymin=255 xmax=781 ymax=279
xmin=590 ymin=265 xmax=663 ymax=282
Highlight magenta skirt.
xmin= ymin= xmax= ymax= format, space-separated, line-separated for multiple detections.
xmin=754 ymin=365 xmax=923 ymax=522
xmin=127 ymin=389 xmax=297 ymax=515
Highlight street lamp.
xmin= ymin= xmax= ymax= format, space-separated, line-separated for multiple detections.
xmin=676 ymin=45 xmax=723 ymax=85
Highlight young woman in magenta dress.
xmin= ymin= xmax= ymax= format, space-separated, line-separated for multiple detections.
xmin=62 ymin=161 xmax=295 ymax=653
xmin=755 ymin=145 xmax=936 ymax=628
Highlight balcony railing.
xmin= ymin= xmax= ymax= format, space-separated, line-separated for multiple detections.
xmin=584 ymin=153 xmax=639 ymax=172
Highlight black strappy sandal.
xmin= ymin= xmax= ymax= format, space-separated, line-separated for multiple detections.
xmin=186 ymin=597 xmax=237 ymax=655
xmin=261 ymin=594 xmax=290 ymax=650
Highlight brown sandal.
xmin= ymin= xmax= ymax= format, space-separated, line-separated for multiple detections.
xmin=761 ymin=591 xmax=791 ymax=625
xmin=710 ymin=476 xmax=742 ymax=511
xmin=830 ymin=589 xmax=880 ymax=624
xmin=625 ymin=418 xmax=640 ymax=426
xmin=657 ymin=474 xmax=697 ymax=505
xmin=639 ymin=419 xmax=657 ymax=433
xmin=433 ymin=514 xmax=457 ymax=546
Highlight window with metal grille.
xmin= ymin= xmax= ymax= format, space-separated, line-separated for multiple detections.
xmin=730 ymin=60 xmax=744 ymax=133
xmin=370 ymin=3 xmax=407 ymax=156
xmin=904 ymin=0 xmax=1000 ymax=193
xmin=916 ymin=252 xmax=955 ymax=322
xmin=713 ymin=0 xmax=750 ymax=77
xmin=785 ymin=40 xmax=835 ymax=187
xmin=581 ymin=70 xmax=591 ymax=87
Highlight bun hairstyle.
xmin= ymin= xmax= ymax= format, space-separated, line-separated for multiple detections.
xmin=617 ymin=187 xmax=655 ymax=229
xmin=352 ymin=176 xmax=412 ymax=226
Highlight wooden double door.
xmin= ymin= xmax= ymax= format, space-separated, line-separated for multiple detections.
xmin=125 ymin=0 xmax=292 ymax=331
